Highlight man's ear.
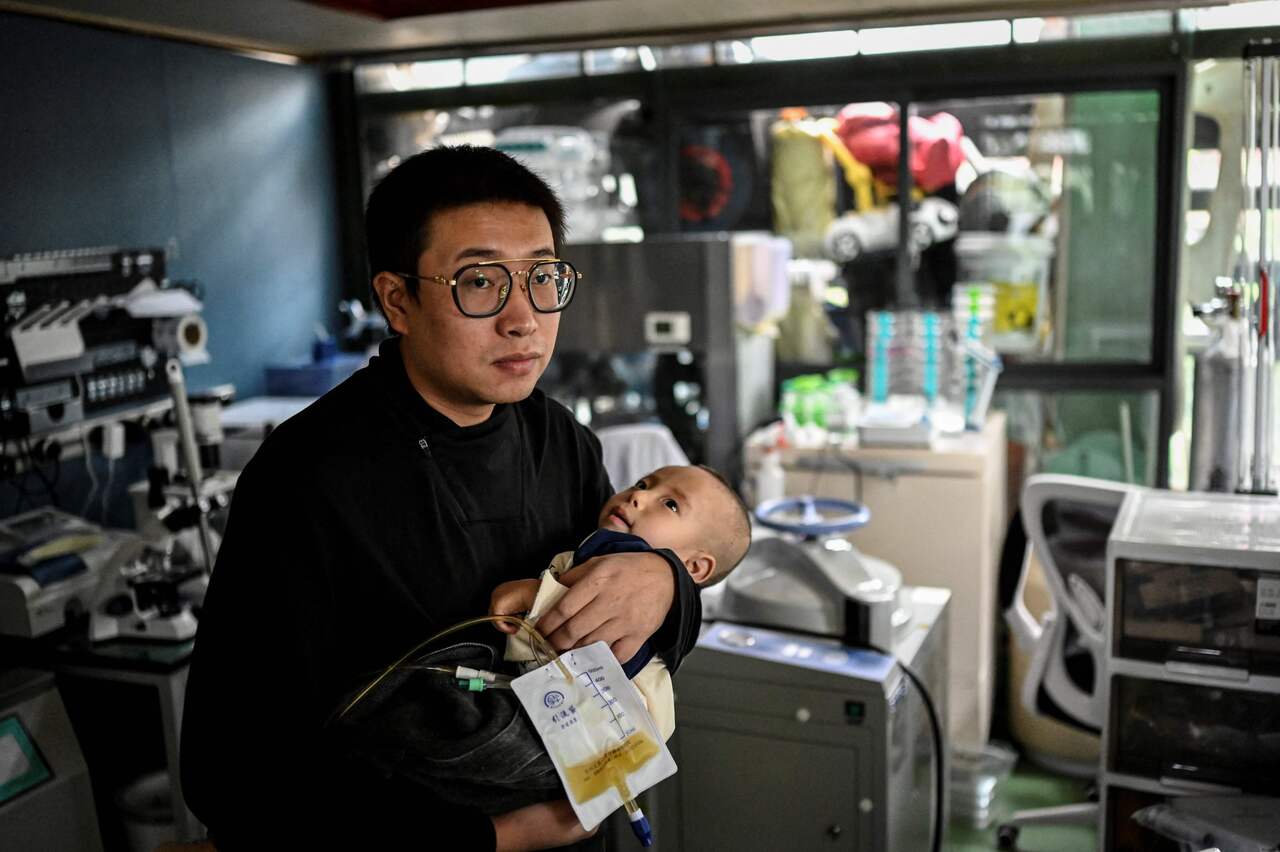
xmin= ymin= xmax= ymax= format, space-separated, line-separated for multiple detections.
xmin=683 ymin=551 xmax=717 ymax=586
xmin=372 ymin=271 xmax=411 ymax=336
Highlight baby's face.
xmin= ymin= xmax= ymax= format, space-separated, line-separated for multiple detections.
xmin=598 ymin=466 xmax=720 ymax=553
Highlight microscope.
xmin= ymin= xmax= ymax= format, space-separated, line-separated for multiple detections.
xmin=94 ymin=361 xmax=237 ymax=643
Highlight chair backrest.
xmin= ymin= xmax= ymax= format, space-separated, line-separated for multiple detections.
xmin=1007 ymin=474 xmax=1139 ymax=732
xmin=594 ymin=422 xmax=690 ymax=493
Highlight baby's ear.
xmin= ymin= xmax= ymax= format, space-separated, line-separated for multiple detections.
xmin=683 ymin=551 xmax=717 ymax=585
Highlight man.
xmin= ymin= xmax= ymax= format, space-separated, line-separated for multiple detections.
xmin=181 ymin=146 xmax=699 ymax=850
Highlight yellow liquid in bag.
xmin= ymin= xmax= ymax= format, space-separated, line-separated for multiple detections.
xmin=563 ymin=730 xmax=659 ymax=804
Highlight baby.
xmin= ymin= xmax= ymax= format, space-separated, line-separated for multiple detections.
xmin=489 ymin=464 xmax=753 ymax=740
xmin=333 ymin=465 xmax=751 ymax=816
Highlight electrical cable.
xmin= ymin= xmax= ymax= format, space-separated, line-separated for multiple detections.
xmin=864 ymin=642 xmax=944 ymax=852
xmin=20 ymin=437 xmax=61 ymax=509
xmin=80 ymin=427 xmax=100 ymax=517
xmin=101 ymin=457 xmax=116 ymax=523
xmin=2 ymin=439 xmax=32 ymax=514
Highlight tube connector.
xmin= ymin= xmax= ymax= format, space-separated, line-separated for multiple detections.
xmin=455 ymin=666 xmax=497 ymax=683
xmin=627 ymin=806 xmax=653 ymax=847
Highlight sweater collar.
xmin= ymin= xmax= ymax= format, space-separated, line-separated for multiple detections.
xmin=371 ymin=336 xmax=512 ymax=439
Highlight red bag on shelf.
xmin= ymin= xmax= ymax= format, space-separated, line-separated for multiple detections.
xmin=835 ymin=102 xmax=965 ymax=193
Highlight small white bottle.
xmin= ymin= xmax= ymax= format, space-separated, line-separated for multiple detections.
xmin=754 ymin=448 xmax=786 ymax=508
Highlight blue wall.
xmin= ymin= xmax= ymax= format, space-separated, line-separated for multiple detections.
xmin=0 ymin=12 xmax=343 ymax=398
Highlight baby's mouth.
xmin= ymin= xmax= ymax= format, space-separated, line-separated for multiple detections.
xmin=607 ymin=509 xmax=630 ymax=530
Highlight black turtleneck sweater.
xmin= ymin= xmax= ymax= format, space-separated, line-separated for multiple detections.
xmin=180 ymin=338 xmax=700 ymax=849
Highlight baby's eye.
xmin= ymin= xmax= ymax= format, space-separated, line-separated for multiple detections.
xmin=634 ymin=479 xmax=648 ymax=490
xmin=663 ymin=498 xmax=679 ymax=513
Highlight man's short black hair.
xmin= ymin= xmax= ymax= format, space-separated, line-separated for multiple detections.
xmin=364 ymin=145 xmax=566 ymax=309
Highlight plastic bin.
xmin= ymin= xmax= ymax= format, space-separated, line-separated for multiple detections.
xmin=950 ymin=742 xmax=1018 ymax=829
xmin=116 ymin=770 xmax=174 ymax=852
xmin=954 ymin=232 xmax=1054 ymax=355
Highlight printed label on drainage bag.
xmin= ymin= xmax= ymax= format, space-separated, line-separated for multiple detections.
xmin=512 ymin=641 xmax=677 ymax=831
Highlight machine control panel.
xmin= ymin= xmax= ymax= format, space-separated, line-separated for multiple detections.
xmin=699 ymin=622 xmax=896 ymax=681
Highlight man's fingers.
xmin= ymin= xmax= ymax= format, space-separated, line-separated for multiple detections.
xmin=532 ymin=578 xmax=596 ymax=639
xmin=528 ymin=552 xmax=673 ymax=658
xmin=546 ymin=606 xmax=611 ymax=651
xmin=542 ymin=597 xmax=611 ymax=651
xmin=582 ymin=626 xmax=638 ymax=664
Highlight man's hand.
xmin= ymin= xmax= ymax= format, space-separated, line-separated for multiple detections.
xmin=489 ymin=579 xmax=541 ymax=635
xmin=492 ymin=799 xmax=596 ymax=851
xmin=533 ymin=552 xmax=674 ymax=661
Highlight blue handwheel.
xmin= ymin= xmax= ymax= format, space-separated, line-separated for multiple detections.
xmin=754 ymin=496 xmax=871 ymax=537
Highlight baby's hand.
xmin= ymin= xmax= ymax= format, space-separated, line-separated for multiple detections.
xmin=489 ymin=579 xmax=540 ymax=634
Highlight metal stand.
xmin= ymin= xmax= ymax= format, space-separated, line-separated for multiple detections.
xmin=1238 ymin=48 xmax=1280 ymax=494
xmin=164 ymin=358 xmax=217 ymax=568
xmin=56 ymin=661 xmax=201 ymax=842
xmin=996 ymin=802 xmax=1099 ymax=850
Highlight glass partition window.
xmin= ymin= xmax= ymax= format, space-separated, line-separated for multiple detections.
xmin=360 ymin=100 xmax=649 ymax=242
xmin=995 ymin=389 xmax=1159 ymax=487
xmin=680 ymin=90 xmax=1161 ymax=373
xmin=918 ymin=91 xmax=1160 ymax=364
xmin=349 ymin=32 xmax=1181 ymax=481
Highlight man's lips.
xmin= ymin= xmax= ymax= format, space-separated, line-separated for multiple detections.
xmin=492 ymin=352 xmax=540 ymax=375
xmin=494 ymin=352 xmax=540 ymax=364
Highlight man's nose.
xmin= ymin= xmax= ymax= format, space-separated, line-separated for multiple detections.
xmin=496 ymin=279 xmax=537 ymax=337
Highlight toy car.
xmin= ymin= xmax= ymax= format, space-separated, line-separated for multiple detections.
xmin=824 ymin=197 xmax=959 ymax=262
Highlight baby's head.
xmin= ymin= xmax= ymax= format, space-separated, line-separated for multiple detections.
xmin=598 ymin=465 xmax=752 ymax=587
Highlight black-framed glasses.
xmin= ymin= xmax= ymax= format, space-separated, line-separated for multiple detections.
xmin=394 ymin=258 xmax=580 ymax=319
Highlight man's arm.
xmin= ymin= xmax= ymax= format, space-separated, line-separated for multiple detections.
xmin=532 ymin=549 xmax=699 ymax=667
xmin=493 ymin=800 xmax=597 ymax=851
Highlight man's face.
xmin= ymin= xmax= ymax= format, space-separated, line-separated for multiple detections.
xmin=379 ymin=201 xmax=561 ymax=422
xmin=598 ymin=466 xmax=721 ymax=554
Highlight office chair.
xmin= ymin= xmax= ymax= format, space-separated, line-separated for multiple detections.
xmin=997 ymin=474 xmax=1140 ymax=849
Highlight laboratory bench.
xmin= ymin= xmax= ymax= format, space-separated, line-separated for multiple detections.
xmin=0 ymin=629 xmax=199 ymax=848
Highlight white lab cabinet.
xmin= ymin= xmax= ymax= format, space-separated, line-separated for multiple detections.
xmin=747 ymin=413 xmax=1006 ymax=748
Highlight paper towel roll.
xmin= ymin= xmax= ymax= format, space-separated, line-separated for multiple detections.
xmin=153 ymin=314 xmax=208 ymax=365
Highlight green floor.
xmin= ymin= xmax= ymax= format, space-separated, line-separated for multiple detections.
xmin=947 ymin=764 xmax=1096 ymax=852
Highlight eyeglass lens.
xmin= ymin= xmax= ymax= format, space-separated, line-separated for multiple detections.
xmin=455 ymin=261 xmax=576 ymax=316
